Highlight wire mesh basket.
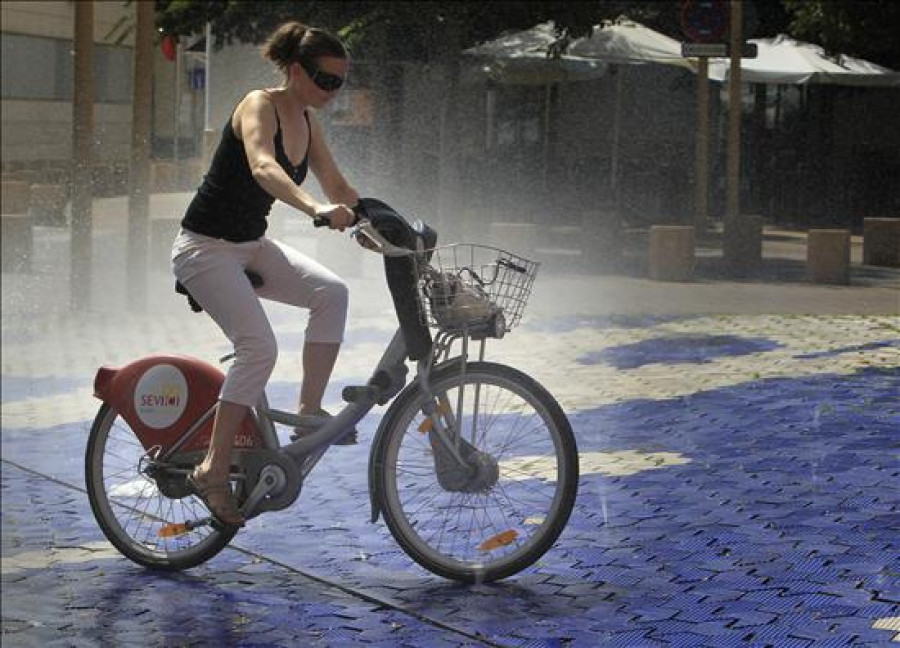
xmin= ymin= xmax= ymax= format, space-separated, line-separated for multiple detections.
xmin=414 ymin=244 xmax=539 ymax=336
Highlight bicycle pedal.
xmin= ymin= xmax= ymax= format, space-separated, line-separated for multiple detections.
xmin=157 ymin=517 xmax=212 ymax=537
xmin=341 ymin=385 xmax=379 ymax=403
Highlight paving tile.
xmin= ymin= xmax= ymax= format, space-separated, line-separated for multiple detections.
xmin=3 ymin=247 xmax=900 ymax=647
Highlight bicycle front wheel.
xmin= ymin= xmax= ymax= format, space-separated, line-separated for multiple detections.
xmin=85 ymin=403 xmax=238 ymax=570
xmin=375 ymin=361 xmax=578 ymax=582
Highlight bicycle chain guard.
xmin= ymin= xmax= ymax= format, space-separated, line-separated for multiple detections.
xmin=238 ymin=450 xmax=303 ymax=515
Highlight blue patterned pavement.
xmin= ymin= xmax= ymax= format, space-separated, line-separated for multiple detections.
xmin=3 ymin=304 xmax=899 ymax=646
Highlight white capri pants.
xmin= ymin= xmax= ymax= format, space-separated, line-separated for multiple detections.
xmin=171 ymin=228 xmax=348 ymax=407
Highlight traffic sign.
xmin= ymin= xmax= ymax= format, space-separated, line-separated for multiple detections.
xmin=681 ymin=42 xmax=758 ymax=58
xmin=682 ymin=42 xmax=727 ymax=57
xmin=681 ymin=0 xmax=728 ymax=44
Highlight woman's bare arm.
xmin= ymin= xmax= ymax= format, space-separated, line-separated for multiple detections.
xmin=307 ymin=111 xmax=360 ymax=207
xmin=238 ymin=91 xmax=322 ymax=217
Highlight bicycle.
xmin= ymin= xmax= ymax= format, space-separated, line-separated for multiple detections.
xmin=85 ymin=198 xmax=579 ymax=583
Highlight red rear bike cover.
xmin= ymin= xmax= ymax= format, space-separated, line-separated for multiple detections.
xmin=93 ymin=354 xmax=261 ymax=452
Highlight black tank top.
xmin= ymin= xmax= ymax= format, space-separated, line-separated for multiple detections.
xmin=182 ymin=99 xmax=310 ymax=242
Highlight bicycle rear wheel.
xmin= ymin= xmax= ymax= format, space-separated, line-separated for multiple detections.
xmin=374 ymin=361 xmax=578 ymax=582
xmin=85 ymin=403 xmax=238 ymax=570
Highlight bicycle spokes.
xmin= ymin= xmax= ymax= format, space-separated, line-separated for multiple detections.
xmin=86 ymin=405 xmax=239 ymax=569
xmin=378 ymin=362 xmax=578 ymax=581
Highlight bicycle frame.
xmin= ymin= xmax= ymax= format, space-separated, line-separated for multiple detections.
xmin=86 ymin=196 xmax=578 ymax=582
xmin=139 ymin=215 xmax=496 ymax=525
xmin=261 ymin=326 xmax=411 ymax=473
xmin=145 ymin=318 xmax=487 ymax=522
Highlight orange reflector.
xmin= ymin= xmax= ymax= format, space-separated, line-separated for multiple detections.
xmin=478 ymin=529 xmax=518 ymax=552
xmin=158 ymin=522 xmax=190 ymax=538
xmin=418 ymin=402 xmax=449 ymax=434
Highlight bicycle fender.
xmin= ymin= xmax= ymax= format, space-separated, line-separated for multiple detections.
xmin=367 ymin=440 xmax=384 ymax=524
xmin=367 ymin=383 xmax=419 ymax=524
xmin=366 ymin=356 xmax=464 ymax=524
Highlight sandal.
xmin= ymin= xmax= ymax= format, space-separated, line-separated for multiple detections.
xmin=186 ymin=468 xmax=245 ymax=527
xmin=290 ymin=409 xmax=358 ymax=446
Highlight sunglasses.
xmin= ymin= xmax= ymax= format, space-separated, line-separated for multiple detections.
xmin=298 ymin=59 xmax=345 ymax=92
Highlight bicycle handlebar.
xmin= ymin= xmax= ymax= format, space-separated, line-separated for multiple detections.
xmin=312 ymin=204 xmax=364 ymax=229
xmin=312 ymin=198 xmax=433 ymax=261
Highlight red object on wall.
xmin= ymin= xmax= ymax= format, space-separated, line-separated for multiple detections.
xmin=161 ymin=34 xmax=178 ymax=61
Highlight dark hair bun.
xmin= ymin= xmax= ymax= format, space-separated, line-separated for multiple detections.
xmin=261 ymin=21 xmax=348 ymax=73
xmin=261 ymin=22 xmax=310 ymax=69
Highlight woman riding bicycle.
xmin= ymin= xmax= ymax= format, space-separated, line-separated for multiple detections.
xmin=171 ymin=22 xmax=358 ymax=527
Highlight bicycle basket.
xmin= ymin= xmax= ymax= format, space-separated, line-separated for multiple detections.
xmin=415 ymin=244 xmax=538 ymax=335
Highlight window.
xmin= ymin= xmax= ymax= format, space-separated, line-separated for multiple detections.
xmin=1 ymin=32 xmax=132 ymax=103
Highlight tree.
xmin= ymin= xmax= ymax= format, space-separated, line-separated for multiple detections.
xmin=784 ymin=0 xmax=900 ymax=69
xmin=155 ymin=1 xmax=683 ymax=59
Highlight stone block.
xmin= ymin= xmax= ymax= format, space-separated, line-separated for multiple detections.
xmin=808 ymin=229 xmax=850 ymax=284
xmin=649 ymin=225 xmax=695 ymax=282
xmin=532 ymin=224 xmax=588 ymax=272
xmin=723 ymin=215 xmax=763 ymax=276
xmin=863 ymin=218 xmax=899 ymax=267
xmin=581 ymin=210 xmax=623 ymax=268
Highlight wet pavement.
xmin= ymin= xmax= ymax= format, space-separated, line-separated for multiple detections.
xmin=2 ymin=196 xmax=899 ymax=646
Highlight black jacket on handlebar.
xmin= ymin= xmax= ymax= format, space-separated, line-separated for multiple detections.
xmin=355 ymin=197 xmax=435 ymax=361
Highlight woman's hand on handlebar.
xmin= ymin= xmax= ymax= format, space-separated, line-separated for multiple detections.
xmin=313 ymin=204 xmax=356 ymax=231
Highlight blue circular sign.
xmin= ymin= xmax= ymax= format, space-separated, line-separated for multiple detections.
xmin=681 ymin=0 xmax=728 ymax=43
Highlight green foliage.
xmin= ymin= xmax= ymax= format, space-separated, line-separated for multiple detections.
xmin=153 ymin=1 xmax=899 ymax=68
xmin=155 ymin=1 xmax=685 ymax=60
xmin=784 ymin=0 xmax=900 ymax=68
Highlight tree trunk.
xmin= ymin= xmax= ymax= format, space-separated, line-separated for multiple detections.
xmin=724 ymin=0 xmax=748 ymax=272
xmin=694 ymin=57 xmax=710 ymax=232
xmin=71 ymin=1 xmax=94 ymax=310
xmin=128 ymin=0 xmax=154 ymax=312
xmin=725 ymin=0 xmax=742 ymax=222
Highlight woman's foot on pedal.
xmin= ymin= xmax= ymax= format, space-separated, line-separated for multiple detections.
xmin=290 ymin=409 xmax=358 ymax=445
xmin=186 ymin=468 xmax=245 ymax=527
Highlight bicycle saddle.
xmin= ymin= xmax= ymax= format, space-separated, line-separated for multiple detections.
xmin=175 ymin=270 xmax=263 ymax=314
